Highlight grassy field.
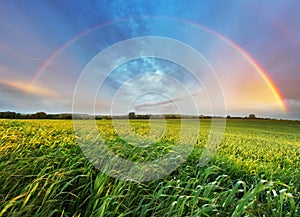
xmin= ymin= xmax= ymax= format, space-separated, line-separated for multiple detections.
xmin=0 ymin=119 xmax=299 ymax=216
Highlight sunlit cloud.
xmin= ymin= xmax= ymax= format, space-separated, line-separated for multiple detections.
xmin=1 ymin=80 xmax=58 ymax=98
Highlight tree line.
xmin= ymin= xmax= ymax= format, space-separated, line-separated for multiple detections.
xmin=0 ymin=111 xmax=72 ymax=119
xmin=0 ymin=111 xmax=263 ymax=120
xmin=0 ymin=111 xmax=200 ymax=119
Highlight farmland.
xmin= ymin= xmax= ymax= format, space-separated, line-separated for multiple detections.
xmin=0 ymin=119 xmax=299 ymax=216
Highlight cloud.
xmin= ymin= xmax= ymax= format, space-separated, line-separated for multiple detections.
xmin=1 ymin=80 xmax=58 ymax=98
xmin=0 ymin=80 xmax=70 ymax=113
xmin=284 ymin=99 xmax=300 ymax=119
xmin=133 ymin=92 xmax=204 ymax=110
xmin=0 ymin=81 xmax=35 ymax=111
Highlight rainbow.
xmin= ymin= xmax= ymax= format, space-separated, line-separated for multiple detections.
xmin=27 ymin=20 xmax=116 ymax=94
xmin=29 ymin=17 xmax=287 ymax=111
xmin=184 ymin=19 xmax=287 ymax=111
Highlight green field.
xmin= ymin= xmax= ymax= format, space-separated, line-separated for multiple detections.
xmin=0 ymin=119 xmax=299 ymax=216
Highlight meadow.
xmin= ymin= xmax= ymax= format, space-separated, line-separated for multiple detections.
xmin=0 ymin=118 xmax=299 ymax=216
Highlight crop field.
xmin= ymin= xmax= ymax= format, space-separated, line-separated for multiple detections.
xmin=0 ymin=119 xmax=299 ymax=216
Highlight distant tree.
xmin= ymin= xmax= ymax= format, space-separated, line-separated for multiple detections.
xmin=58 ymin=114 xmax=72 ymax=119
xmin=0 ymin=111 xmax=17 ymax=119
xmin=227 ymin=115 xmax=231 ymax=119
xmin=248 ymin=114 xmax=256 ymax=119
xmin=136 ymin=114 xmax=150 ymax=119
xmin=128 ymin=112 xmax=136 ymax=119
xmin=95 ymin=115 xmax=102 ymax=120
xmin=34 ymin=112 xmax=47 ymax=119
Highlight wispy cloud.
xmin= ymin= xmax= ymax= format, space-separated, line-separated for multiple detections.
xmin=1 ymin=80 xmax=58 ymax=98
xmin=0 ymin=80 xmax=72 ymax=113
xmin=133 ymin=92 xmax=203 ymax=110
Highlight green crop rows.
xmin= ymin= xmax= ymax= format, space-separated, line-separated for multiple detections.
xmin=0 ymin=119 xmax=299 ymax=216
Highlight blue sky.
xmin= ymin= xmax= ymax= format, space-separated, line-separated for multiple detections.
xmin=0 ymin=1 xmax=299 ymax=119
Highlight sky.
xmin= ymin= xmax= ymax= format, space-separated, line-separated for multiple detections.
xmin=0 ymin=0 xmax=299 ymax=119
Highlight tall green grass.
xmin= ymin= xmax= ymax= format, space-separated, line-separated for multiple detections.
xmin=0 ymin=119 xmax=299 ymax=216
